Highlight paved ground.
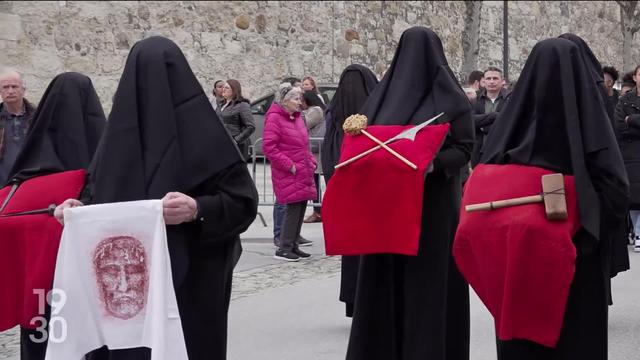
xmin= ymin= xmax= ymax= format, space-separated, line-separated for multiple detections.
xmin=2 ymin=172 xmax=639 ymax=359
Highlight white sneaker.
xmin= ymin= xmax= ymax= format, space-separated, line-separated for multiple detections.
xmin=634 ymin=238 xmax=640 ymax=253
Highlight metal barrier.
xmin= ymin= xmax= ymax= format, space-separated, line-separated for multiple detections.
xmin=248 ymin=137 xmax=325 ymax=227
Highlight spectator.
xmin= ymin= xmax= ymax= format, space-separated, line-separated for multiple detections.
xmin=614 ymin=64 xmax=640 ymax=253
xmin=603 ymin=66 xmax=620 ymax=119
xmin=621 ymin=70 xmax=636 ymax=95
xmin=467 ymin=70 xmax=484 ymax=94
xmin=272 ymin=79 xmax=314 ymax=247
xmin=210 ymin=79 xmax=225 ymax=110
xmin=302 ymin=76 xmax=326 ymax=104
xmin=470 ymin=66 xmax=510 ymax=167
xmin=263 ymin=83 xmax=317 ymax=261
xmin=301 ymin=90 xmax=326 ymax=224
xmin=0 ymin=68 xmax=36 ymax=185
xmin=218 ymin=79 xmax=255 ymax=160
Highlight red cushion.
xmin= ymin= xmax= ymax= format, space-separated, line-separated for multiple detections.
xmin=323 ymin=124 xmax=450 ymax=256
xmin=0 ymin=170 xmax=86 ymax=331
xmin=453 ymin=164 xmax=580 ymax=348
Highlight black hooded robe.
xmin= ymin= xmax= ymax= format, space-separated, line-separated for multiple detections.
xmin=345 ymin=27 xmax=474 ymax=360
xmin=80 ymin=37 xmax=258 ymax=360
xmin=478 ymin=38 xmax=629 ymax=360
xmin=7 ymin=72 xmax=106 ymax=360
xmin=558 ymin=33 xmax=630 ymax=281
xmin=321 ymin=64 xmax=378 ymax=318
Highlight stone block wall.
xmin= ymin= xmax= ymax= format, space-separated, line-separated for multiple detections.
xmin=0 ymin=1 xmax=638 ymax=112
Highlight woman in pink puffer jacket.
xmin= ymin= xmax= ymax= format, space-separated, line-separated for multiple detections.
xmin=263 ymin=83 xmax=317 ymax=261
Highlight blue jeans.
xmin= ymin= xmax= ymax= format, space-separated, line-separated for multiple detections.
xmin=273 ymin=203 xmax=286 ymax=240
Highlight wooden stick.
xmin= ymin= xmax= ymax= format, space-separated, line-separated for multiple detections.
xmin=465 ymin=194 xmax=543 ymax=212
xmin=334 ymin=143 xmax=381 ymax=169
xmin=360 ymin=130 xmax=417 ymax=170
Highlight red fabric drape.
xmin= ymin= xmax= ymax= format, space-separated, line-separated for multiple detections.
xmin=323 ymin=124 xmax=449 ymax=256
xmin=0 ymin=170 xmax=85 ymax=331
xmin=454 ymin=164 xmax=580 ymax=347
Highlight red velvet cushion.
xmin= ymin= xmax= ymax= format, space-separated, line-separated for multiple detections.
xmin=323 ymin=124 xmax=450 ymax=256
xmin=453 ymin=164 xmax=580 ymax=348
xmin=0 ymin=170 xmax=86 ymax=331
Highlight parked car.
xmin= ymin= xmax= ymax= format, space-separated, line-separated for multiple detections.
xmin=249 ymin=83 xmax=338 ymax=156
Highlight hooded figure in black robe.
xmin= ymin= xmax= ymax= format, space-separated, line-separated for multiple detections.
xmin=80 ymin=36 xmax=258 ymax=360
xmin=321 ymin=64 xmax=378 ymax=318
xmin=8 ymin=72 xmax=105 ymax=184
xmin=345 ymin=26 xmax=474 ymax=360
xmin=558 ymin=33 xmax=631 ymax=281
xmin=7 ymin=72 xmax=106 ymax=360
xmin=479 ymin=38 xmax=629 ymax=360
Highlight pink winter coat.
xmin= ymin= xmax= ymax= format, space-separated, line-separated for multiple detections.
xmin=263 ymin=102 xmax=317 ymax=204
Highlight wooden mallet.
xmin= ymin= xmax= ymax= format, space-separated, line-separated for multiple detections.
xmin=340 ymin=114 xmax=418 ymax=170
xmin=465 ymin=173 xmax=568 ymax=220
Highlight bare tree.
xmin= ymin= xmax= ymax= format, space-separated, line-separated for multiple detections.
xmin=616 ymin=1 xmax=640 ymax=72
xmin=462 ymin=1 xmax=483 ymax=81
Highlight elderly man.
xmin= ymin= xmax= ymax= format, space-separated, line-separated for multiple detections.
xmin=0 ymin=69 xmax=36 ymax=184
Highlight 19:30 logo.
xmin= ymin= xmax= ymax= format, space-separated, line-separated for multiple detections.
xmin=29 ymin=289 xmax=67 ymax=343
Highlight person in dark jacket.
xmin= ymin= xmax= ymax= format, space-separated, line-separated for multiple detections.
xmin=470 ymin=67 xmax=510 ymax=167
xmin=615 ymin=64 xmax=640 ymax=253
xmin=0 ymin=69 xmax=36 ymax=185
xmin=218 ymin=79 xmax=256 ymax=160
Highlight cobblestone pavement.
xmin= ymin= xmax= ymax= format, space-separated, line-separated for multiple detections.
xmin=0 ymin=326 xmax=18 ymax=359
xmin=232 ymin=255 xmax=340 ymax=301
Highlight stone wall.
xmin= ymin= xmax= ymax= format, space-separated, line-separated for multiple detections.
xmin=0 ymin=1 xmax=638 ymax=112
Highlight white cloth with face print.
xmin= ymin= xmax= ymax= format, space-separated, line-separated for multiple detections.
xmin=44 ymin=200 xmax=187 ymax=360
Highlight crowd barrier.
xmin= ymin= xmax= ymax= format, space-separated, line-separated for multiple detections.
xmin=248 ymin=137 xmax=325 ymax=227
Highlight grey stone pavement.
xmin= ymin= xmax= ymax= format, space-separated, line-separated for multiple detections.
xmin=2 ymin=189 xmax=639 ymax=359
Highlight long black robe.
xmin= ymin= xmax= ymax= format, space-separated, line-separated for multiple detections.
xmin=558 ymin=33 xmax=630 ymax=281
xmin=479 ymin=38 xmax=629 ymax=360
xmin=345 ymin=27 xmax=474 ymax=360
xmin=321 ymin=64 xmax=378 ymax=318
xmin=82 ymin=36 xmax=258 ymax=360
xmin=8 ymin=72 xmax=106 ymax=360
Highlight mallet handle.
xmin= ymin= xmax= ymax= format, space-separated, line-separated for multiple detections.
xmin=465 ymin=194 xmax=543 ymax=212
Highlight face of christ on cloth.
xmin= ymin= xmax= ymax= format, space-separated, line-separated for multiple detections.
xmin=92 ymin=236 xmax=148 ymax=320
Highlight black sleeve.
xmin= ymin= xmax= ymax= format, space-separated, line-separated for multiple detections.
xmin=234 ymin=102 xmax=256 ymax=144
xmin=432 ymin=111 xmax=474 ymax=178
xmin=626 ymin=114 xmax=640 ymax=129
xmin=586 ymin=149 xmax=630 ymax=222
xmin=193 ymin=161 xmax=258 ymax=246
xmin=614 ymin=100 xmax=640 ymax=139
xmin=473 ymin=112 xmax=497 ymax=131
